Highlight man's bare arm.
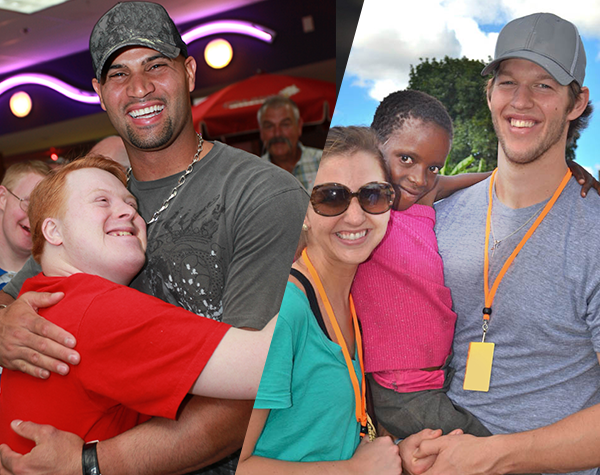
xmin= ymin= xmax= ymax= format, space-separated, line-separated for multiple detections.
xmin=407 ymin=382 xmax=600 ymax=474
xmin=0 ymin=291 xmax=79 ymax=379
xmin=99 ymin=396 xmax=253 ymax=475
xmin=0 ymin=290 xmax=14 ymax=307
xmin=0 ymin=396 xmax=253 ymax=475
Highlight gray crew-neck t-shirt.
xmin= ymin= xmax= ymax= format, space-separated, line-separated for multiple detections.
xmin=435 ymin=176 xmax=600 ymax=475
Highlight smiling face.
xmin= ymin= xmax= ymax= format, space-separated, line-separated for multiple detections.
xmin=259 ymin=105 xmax=303 ymax=159
xmin=381 ymin=118 xmax=451 ymax=211
xmin=0 ymin=172 xmax=45 ymax=261
xmin=92 ymin=47 xmax=196 ymax=153
xmin=304 ymin=151 xmax=390 ymax=268
xmin=488 ymin=59 xmax=582 ymax=165
xmin=47 ymin=168 xmax=147 ymax=285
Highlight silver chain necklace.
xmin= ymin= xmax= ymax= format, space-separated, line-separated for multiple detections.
xmin=127 ymin=133 xmax=204 ymax=225
xmin=490 ymin=203 xmax=543 ymax=256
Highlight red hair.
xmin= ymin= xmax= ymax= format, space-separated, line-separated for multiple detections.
xmin=29 ymin=156 xmax=127 ymax=262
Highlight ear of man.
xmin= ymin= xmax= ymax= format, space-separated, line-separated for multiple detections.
xmin=91 ymin=78 xmax=106 ymax=112
xmin=184 ymin=56 xmax=197 ymax=93
xmin=41 ymin=218 xmax=63 ymax=247
xmin=0 ymin=186 xmax=7 ymax=212
xmin=567 ymin=86 xmax=590 ymax=121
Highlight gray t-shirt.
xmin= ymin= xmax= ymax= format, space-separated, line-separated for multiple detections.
xmin=127 ymin=140 xmax=308 ymax=328
xmin=435 ymin=176 xmax=600 ymax=475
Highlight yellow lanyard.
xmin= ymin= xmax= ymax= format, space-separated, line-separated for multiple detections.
xmin=482 ymin=168 xmax=572 ymax=340
xmin=301 ymin=249 xmax=368 ymax=437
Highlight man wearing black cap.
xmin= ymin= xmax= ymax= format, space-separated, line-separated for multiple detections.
xmin=401 ymin=13 xmax=600 ymax=475
xmin=0 ymin=2 xmax=307 ymax=475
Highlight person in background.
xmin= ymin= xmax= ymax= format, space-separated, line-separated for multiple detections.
xmin=0 ymin=2 xmax=307 ymax=475
xmin=258 ymin=95 xmax=322 ymax=191
xmin=88 ymin=135 xmax=130 ymax=171
xmin=0 ymin=161 xmax=50 ymax=290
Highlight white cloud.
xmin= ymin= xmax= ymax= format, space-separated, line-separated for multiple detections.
xmin=345 ymin=0 xmax=600 ymax=101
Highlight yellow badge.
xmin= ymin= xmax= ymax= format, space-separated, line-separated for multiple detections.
xmin=463 ymin=342 xmax=495 ymax=392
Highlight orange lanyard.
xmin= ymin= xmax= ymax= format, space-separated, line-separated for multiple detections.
xmin=482 ymin=168 xmax=572 ymax=340
xmin=301 ymin=249 xmax=368 ymax=437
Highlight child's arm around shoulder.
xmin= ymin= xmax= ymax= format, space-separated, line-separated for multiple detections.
xmin=417 ymin=172 xmax=492 ymax=207
xmin=433 ymin=173 xmax=492 ymax=202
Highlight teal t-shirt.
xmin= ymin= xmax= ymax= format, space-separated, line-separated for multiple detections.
xmin=253 ymin=281 xmax=362 ymax=462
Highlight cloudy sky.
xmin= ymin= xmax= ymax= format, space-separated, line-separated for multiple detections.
xmin=333 ymin=0 xmax=600 ymax=175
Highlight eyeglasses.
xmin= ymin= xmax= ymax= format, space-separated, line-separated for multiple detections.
xmin=5 ymin=188 xmax=29 ymax=212
xmin=310 ymin=182 xmax=395 ymax=217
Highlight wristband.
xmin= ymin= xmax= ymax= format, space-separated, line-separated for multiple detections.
xmin=82 ymin=441 xmax=101 ymax=475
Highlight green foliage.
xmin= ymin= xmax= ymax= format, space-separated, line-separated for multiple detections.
xmin=408 ymin=56 xmax=497 ymax=174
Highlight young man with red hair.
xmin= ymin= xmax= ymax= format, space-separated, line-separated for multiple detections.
xmin=0 ymin=156 xmax=274 ymax=461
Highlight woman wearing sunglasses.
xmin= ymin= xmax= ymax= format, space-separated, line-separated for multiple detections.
xmin=237 ymin=126 xmax=402 ymax=474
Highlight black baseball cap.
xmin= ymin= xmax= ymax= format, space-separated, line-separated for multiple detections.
xmin=90 ymin=2 xmax=188 ymax=81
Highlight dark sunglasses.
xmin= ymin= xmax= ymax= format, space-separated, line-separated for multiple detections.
xmin=310 ymin=182 xmax=395 ymax=217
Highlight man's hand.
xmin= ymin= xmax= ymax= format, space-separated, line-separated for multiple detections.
xmin=399 ymin=429 xmax=444 ymax=475
xmin=0 ymin=292 xmax=80 ymax=379
xmin=0 ymin=421 xmax=82 ymax=475
xmin=410 ymin=432 xmax=494 ymax=475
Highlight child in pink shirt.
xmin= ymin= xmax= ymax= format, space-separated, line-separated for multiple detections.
xmin=353 ymin=90 xmax=493 ymax=439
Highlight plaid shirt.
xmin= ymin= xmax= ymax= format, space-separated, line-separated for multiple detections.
xmin=0 ymin=268 xmax=15 ymax=291
xmin=261 ymin=142 xmax=322 ymax=191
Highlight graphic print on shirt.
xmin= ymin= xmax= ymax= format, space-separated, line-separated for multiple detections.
xmin=135 ymin=194 xmax=227 ymax=321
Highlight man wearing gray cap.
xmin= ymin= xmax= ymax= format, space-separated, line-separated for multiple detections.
xmin=401 ymin=12 xmax=600 ymax=475
xmin=0 ymin=2 xmax=307 ymax=475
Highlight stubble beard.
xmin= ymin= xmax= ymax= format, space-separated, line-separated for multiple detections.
xmin=125 ymin=117 xmax=175 ymax=151
xmin=492 ymin=111 xmax=568 ymax=166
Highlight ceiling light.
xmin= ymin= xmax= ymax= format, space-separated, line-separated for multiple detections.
xmin=0 ymin=0 xmax=70 ymax=14
xmin=204 ymin=39 xmax=233 ymax=70
xmin=9 ymin=91 xmax=32 ymax=117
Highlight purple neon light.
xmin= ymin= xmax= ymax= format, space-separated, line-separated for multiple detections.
xmin=0 ymin=74 xmax=100 ymax=104
xmin=181 ymin=20 xmax=275 ymax=44
xmin=0 ymin=21 xmax=275 ymax=105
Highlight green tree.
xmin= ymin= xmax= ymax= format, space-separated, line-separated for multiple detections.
xmin=408 ymin=56 xmax=497 ymax=173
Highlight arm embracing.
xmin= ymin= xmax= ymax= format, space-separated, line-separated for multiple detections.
xmin=0 ymin=291 xmax=78 ymax=379
xmin=97 ymin=396 xmax=254 ymax=475
xmin=191 ymin=315 xmax=277 ymax=399
xmin=0 ymin=257 xmax=79 ymax=379
xmin=433 ymin=173 xmax=492 ymax=202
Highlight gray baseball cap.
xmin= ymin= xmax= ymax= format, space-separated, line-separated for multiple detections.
xmin=481 ymin=12 xmax=586 ymax=86
xmin=90 ymin=2 xmax=188 ymax=81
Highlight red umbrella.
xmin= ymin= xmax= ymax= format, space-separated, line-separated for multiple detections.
xmin=192 ymin=74 xmax=336 ymax=137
